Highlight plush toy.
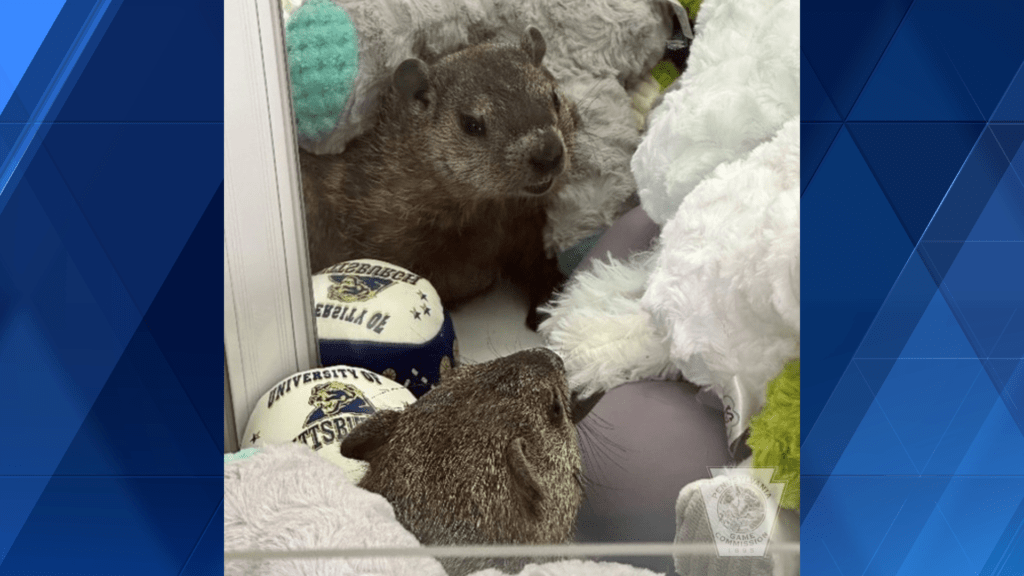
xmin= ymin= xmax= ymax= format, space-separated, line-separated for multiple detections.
xmin=747 ymin=359 xmax=800 ymax=511
xmin=671 ymin=361 xmax=800 ymax=576
xmin=540 ymin=0 xmax=799 ymax=452
xmin=541 ymin=0 xmax=799 ymax=571
xmin=240 ymin=365 xmax=417 ymax=483
xmin=311 ymin=259 xmax=458 ymax=398
xmin=281 ymin=0 xmax=680 ymax=256
xmin=226 ymin=444 xmax=682 ymax=576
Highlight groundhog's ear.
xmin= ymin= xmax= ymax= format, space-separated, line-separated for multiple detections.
xmin=340 ymin=410 xmax=401 ymax=462
xmin=507 ymin=437 xmax=544 ymax=518
xmin=393 ymin=58 xmax=432 ymax=108
xmin=521 ymin=26 xmax=546 ymax=67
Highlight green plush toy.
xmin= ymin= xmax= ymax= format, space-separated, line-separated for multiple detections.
xmin=747 ymin=359 xmax=800 ymax=510
xmin=679 ymin=0 xmax=702 ymax=20
xmin=284 ymin=0 xmax=360 ymax=144
xmin=648 ymin=0 xmax=701 ymax=90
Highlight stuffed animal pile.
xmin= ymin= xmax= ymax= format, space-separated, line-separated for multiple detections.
xmin=536 ymin=0 xmax=800 ymax=572
xmin=541 ymin=0 xmax=799 ymax=453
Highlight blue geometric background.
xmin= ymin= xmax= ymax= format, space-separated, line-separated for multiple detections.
xmin=0 ymin=1 xmax=222 ymax=573
xmin=803 ymin=0 xmax=1024 ymax=574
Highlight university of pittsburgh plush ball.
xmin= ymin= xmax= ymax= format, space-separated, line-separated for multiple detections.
xmin=241 ymin=366 xmax=416 ymax=483
xmin=312 ymin=258 xmax=458 ymax=397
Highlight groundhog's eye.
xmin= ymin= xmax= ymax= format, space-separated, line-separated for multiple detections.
xmin=460 ymin=114 xmax=486 ymax=137
xmin=552 ymin=91 xmax=561 ymax=113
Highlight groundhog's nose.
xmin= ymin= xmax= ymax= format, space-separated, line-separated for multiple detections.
xmin=571 ymin=389 xmax=604 ymax=425
xmin=530 ymin=136 xmax=564 ymax=175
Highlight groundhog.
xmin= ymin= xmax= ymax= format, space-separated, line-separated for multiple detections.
xmin=340 ymin=348 xmax=587 ymax=575
xmin=300 ymin=27 xmax=578 ymax=330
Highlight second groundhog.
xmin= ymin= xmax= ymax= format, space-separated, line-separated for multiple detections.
xmin=341 ymin=348 xmax=585 ymax=576
xmin=301 ymin=27 xmax=578 ymax=329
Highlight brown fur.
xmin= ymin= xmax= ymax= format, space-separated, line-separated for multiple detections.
xmin=301 ymin=28 xmax=578 ymax=329
xmin=340 ymin=348 xmax=585 ymax=575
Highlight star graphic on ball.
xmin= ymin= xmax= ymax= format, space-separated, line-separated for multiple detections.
xmin=411 ymin=308 xmax=421 ymax=320
xmin=417 ymin=290 xmax=428 ymax=301
xmin=421 ymin=304 xmax=431 ymax=316
xmin=250 ymin=431 xmax=261 ymax=443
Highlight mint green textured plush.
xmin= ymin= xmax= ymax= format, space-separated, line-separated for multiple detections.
xmin=747 ymin=359 xmax=800 ymax=510
xmin=224 ymin=447 xmax=262 ymax=465
xmin=285 ymin=0 xmax=359 ymax=142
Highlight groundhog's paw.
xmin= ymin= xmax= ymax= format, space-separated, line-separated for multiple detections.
xmin=526 ymin=306 xmax=550 ymax=332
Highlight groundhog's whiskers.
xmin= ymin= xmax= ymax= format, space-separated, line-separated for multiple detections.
xmin=577 ymin=411 xmax=629 ymax=492
xmin=572 ymin=81 xmax=605 ymax=117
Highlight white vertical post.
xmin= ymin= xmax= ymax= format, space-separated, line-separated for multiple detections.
xmin=224 ymin=0 xmax=318 ymax=447
xmin=224 ymin=362 xmax=239 ymax=453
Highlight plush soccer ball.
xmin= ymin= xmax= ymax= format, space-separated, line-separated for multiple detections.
xmin=312 ymin=258 xmax=458 ymax=398
xmin=241 ymin=366 xmax=416 ymax=483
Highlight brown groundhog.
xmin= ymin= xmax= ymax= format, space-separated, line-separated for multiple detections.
xmin=300 ymin=27 xmax=577 ymax=330
xmin=340 ymin=348 xmax=586 ymax=575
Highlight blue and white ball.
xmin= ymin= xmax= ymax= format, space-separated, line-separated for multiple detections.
xmin=312 ymin=258 xmax=458 ymax=397
xmin=241 ymin=366 xmax=416 ymax=483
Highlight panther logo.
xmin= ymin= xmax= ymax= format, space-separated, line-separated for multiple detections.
xmin=304 ymin=381 xmax=375 ymax=426
xmin=327 ymin=274 xmax=395 ymax=303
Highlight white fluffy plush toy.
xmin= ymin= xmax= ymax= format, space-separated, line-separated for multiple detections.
xmin=225 ymin=443 xmax=695 ymax=576
xmin=283 ymin=0 xmax=683 ymax=254
xmin=540 ymin=0 xmax=800 ymax=451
